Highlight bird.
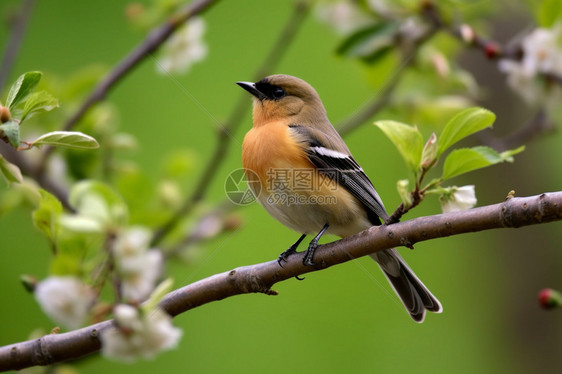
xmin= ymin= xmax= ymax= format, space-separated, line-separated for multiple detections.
xmin=237 ymin=74 xmax=442 ymax=322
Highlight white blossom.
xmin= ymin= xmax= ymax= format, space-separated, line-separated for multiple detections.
xmin=440 ymin=185 xmax=477 ymax=213
xmin=315 ymin=1 xmax=372 ymax=35
xmin=113 ymin=226 xmax=151 ymax=257
xmin=499 ymin=23 xmax=562 ymax=105
xmin=101 ymin=304 xmax=182 ymax=362
xmin=35 ymin=277 xmax=94 ymax=329
xmin=113 ymin=227 xmax=163 ymax=302
xmin=157 ymin=17 xmax=207 ymax=74
xmin=120 ymin=250 xmax=163 ymax=302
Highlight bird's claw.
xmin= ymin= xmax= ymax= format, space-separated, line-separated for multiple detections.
xmin=302 ymin=248 xmax=316 ymax=267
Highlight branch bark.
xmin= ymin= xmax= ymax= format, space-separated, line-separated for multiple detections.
xmin=2 ymin=191 xmax=562 ymax=371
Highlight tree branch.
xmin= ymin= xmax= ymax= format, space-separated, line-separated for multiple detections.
xmin=150 ymin=1 xmax=310 ymax=246
xmin=0 ymin=0 xmax=36 ymax=91
xmin=2 ymin=191 xmax=562 ymax=371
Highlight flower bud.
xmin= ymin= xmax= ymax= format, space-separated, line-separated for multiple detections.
xmin=420 ymin=132 xmax=438 ymax=171
xmin=459 ymin=24 xmax=475 ymax=43
xmin=0 ymin=106 xmax=11 ymax=123
xmin=484 ymin=42 xmax=501 ymax=59
xmin=397 ymin=179 xmax=413 ymax=210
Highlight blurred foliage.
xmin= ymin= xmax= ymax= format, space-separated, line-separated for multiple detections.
xmin=1 ymin=0 xmax=562 ymax=373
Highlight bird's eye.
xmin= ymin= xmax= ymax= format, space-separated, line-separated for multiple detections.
xmin=272 ymin=87 xmax=286 ymax=99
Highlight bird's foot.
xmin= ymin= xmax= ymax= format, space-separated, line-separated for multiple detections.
xmin=277 ymin=246 xmax=297 ymax=268
xmin=278 ymin=234 xmax=306 ymax=268
xmin=302 ymin=242 xmax=318 ymax=267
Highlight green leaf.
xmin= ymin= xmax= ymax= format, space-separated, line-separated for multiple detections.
xmin=336 ymin=22 xmax=398 ymax=63
xmin=437 ymin=107 xmax=496 ymax=157
xmin=32 ymin=189 xmax=63 ymax=247
xmin=374 ymin=120 xmax=423 ymax=172
xmin=20 ymin=91 xmax=59 ymax=122
xmin=442 ymin=148 xmax=492 ymax=180
xmin=49 ymin=234 xmax=92 ymax=275
xmin=6 ymin=71 xmax=42 ymax=110
xmin=441 ymin=145 xmax=521 ymax=180
xmin=0 ymin=120 xmax=21 ymax=148
xmin=536 ymin=0 xmax=562 ymax=27
xmin=30 ymin=131 xmax=99 ymax=149
xmin=0 ymin=155 xmax=23 ymax=183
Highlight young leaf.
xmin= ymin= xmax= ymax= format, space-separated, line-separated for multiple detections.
xmin=21 ymin=91 xmax=59 ymax=122
xmin=499 ymin=145 xmax=525 ymax=161
xmin=374 ymin=120 xmax=423 ymax=172
xmin=6 ymin=71 xmax=42 ymax=110
xmin=31 ymin=131 xmax=99 ymax=149
xmin=32 ymin=189 xmax=63 ymax=247
xmin=437 ymin=107 xmax=496 ymax=157
xmin=0 ymin=120 xmax=21 ymax=148
xmin=0 ymin=155 xmax=23 ymax=183
xmin=441 ymin=145 xmax=522 ymax=181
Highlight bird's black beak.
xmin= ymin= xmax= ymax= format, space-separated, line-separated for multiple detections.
xmin=237 ymin=81 xmax=266 ymax=100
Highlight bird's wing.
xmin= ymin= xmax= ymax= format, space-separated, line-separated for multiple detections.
xmin=289 ymin=124 xmax=389 ymax=225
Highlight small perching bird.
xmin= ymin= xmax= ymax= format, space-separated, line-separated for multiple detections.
xmin=238 ymin=74 xmax=442 ymax=322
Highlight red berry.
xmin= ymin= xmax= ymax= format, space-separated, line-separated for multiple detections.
xmin=538 ymin=288 xmax=562 ymax=310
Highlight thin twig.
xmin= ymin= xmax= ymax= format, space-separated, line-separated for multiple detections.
xmin=2 ymin=191 xmax=562 ymax=371
xmin=0 ymin=0 xmax=35 ymax=91
xmin=35 ymin=0 xmax=221 ymax=175
xmin=150 ymin=1 xmax=311 ymax=246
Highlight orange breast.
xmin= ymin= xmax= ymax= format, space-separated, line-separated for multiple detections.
xmin=242 ymin=121 xmax=313 ymax=189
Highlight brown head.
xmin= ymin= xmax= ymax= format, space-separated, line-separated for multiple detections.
xmin=237 ymin=74 xmax=328 ymax=127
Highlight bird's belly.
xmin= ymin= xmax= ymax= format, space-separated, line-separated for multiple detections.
xmin=253 ymin=183 xmax=372 ymax=238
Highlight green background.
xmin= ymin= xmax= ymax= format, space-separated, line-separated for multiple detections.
xmin=1 ymin=0 xmax=562 ymax=373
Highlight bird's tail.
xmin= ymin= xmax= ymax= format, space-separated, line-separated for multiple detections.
xmin=370 ymin=249 xmax=442 ymax=323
